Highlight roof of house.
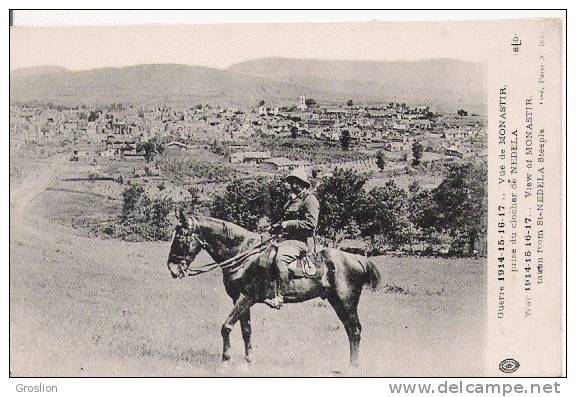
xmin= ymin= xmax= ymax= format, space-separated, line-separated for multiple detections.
xmin=166 ymin=141 xmax=188 ymax=148
xmin=236 ymin=151 xmax=270 ymax=158
xmin=263 ymin=157 xmax=309 ymax=167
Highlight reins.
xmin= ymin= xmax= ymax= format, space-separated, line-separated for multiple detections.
xmin=175 ymin=227 xmax=278 ymax=278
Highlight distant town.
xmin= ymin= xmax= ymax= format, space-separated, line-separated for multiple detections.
xmin=10 ymin=95 xmax=486 ymax=181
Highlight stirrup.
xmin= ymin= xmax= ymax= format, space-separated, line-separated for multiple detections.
xmin=263 ymin=296 xmax=283 ymax=310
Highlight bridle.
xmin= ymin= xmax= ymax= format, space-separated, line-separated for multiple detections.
xmin=171 ymin=219 xmax=210 ymax=279
xmin=169 ymin=217 xmax=279 ymax=279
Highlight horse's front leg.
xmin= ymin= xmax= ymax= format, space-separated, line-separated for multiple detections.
xmin=221 ymin=294 xmax=254 ymax=363
xmin=240 ymin=310 xmax=253 ymax=363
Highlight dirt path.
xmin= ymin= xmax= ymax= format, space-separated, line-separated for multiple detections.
xmin=10 ymin=154 xmax=67 ymax=237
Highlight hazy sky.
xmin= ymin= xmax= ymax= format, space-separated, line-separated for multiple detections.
xmin=9 ymin=20 xmax=519 ymax=71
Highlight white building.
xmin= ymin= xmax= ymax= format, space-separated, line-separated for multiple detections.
xmin=298 ymin=96 xmax=307 ymax=111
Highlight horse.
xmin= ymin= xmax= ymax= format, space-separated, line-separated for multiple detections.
xmin=165 ymin=215 xmax=381 ymax=368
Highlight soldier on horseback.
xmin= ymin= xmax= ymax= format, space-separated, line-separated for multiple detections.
xmin=264 ymin=168 xmax=320 ymax=309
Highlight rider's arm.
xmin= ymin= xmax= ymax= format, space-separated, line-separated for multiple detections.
xmin=281 ymin=195 xmax=319 ymax=235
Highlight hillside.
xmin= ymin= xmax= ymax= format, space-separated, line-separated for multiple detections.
xmin=10 ymin=59 xmax=486 ymax=113
xmin=228 ymin=57 xmax=486 ymax=113
xmin=9 ymin=64 xmax=341 ymax=108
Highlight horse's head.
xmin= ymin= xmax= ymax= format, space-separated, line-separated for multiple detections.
xmin=166 ymin=215 xmax=207 ymax=279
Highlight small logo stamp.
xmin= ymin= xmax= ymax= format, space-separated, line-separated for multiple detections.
xmin=499 ymin=358 xmax=520 ymax=373
xmin=511 ymin=35 xmax=522 ymax=54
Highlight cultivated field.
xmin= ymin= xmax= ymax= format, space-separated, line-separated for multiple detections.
xmin=10 ymin=155 xmax=486 ymax=377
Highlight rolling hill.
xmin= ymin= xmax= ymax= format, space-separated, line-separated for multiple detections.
xmin=228 ymin=57 xmax=486 ymax=113
xmin=10 ymin=59 xmax=485 ymax=113
xmin=10 ymin=64 xmax=342 ymax=108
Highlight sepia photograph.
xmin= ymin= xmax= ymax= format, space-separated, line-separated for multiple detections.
xmin=8 ymin=11 xmax=564 ymax=379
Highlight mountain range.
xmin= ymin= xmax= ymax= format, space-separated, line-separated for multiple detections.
xmin=10 ymin=58 xmax=485 ymax=113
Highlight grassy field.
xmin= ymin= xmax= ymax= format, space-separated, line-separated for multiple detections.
xmin=10 ymin=155 xmax=486 ymax=376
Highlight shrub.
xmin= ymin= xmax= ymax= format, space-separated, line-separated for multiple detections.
xmin=115 ymin=184 xmax=175 ymax=241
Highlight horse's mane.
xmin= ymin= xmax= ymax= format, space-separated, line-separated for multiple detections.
xmin=198 ymin=216 xmax=260 ymax=242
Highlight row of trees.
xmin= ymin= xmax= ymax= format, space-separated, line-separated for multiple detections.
xmin=205 ymin=161 xmax=487 ymax=255
xmin=109 ymin=160 xmax=486 ymax=254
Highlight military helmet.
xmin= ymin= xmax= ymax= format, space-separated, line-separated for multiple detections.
xmin=285 ymin=168 xmax=310 ymax=188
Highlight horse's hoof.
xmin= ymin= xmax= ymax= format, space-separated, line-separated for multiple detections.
xmin=237 ymin=360 xmax=254 ymax=374
xmin=348 ymin=364 xmax=361 ymax=376
xmin=245 ymin=355 xmax=254 ymax=364
xmin=220 ymin=359 xmax=230 ymax=369
xmin=216 ymin=360 xmax=232 ymax=375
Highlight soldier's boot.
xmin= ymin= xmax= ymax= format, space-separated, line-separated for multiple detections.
xmin=264 ymin=262 xmax=289 ymax=310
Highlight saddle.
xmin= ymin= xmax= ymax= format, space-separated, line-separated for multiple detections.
xmin=263 ymin=245 xmax=323 ymax=280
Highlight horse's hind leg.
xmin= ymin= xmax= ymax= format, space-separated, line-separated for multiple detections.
xmin=240 ymin=310 xmax=253 ymax=363
xmin=221 ymin=294 xmax=254 ymax=363
xmin=347 ymin=310 xmax=362 ymax=367
xmin=328 ymin=295 xmax=362 ymax=368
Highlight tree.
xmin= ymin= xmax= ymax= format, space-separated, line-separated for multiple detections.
xmin=209 ymin=177 xmax=271 ymax=231
xmin=339 ymin=130 xmax=351 ymax=151
xmin=88 ymin=110 xmax=99 ymax=122
xmin=148 ymin=196 xmax=174 ymax=240
xmin=138 ymin=138 xmax=164 ymax=163
xmin=291 ymin=126 xmax=299 ymax=139
xmin=356 ymin=180 xmax=414 ymax=250
xmin=315 ymin=168 xmax=368 ymax=243
xmin=121 ymin=184 xmax=148 ymax=222
xmin=407 ymin=181 xmax=441 ymax=247
xmin=305 ymin=98 xmax=317 ymax=107
xmin=347 ymin=99 xmax=354 ymax=107
xmin=265 ymin=177 xmax=290 ymax=225
xmin=210 ymin=139 xmax=230 ymax=156
xmin=376 ymin=150 xmax=386 ymax=171
xmin=432 ymin=161 xmax=487 ymax=254
xmin=457 ymin=109 xmax=468 ymax=116
xmin=412 ymin=140 xmax=423 ymax=166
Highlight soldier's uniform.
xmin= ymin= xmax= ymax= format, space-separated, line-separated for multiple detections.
xmin=276 ymin=187 xmax=320 ymax=276
xmin=266 ymin=168 xmax=319 ymax=308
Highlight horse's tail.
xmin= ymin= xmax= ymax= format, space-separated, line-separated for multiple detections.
xmin=363 ymin=258 xmax=381 ymax=290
